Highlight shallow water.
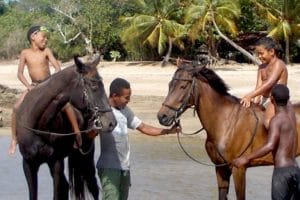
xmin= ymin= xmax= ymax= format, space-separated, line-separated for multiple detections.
xmin=1 ymin=133 xmax=296 ymax=200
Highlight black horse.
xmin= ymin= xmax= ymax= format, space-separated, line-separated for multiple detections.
xmin=16 ymin=55 xmax=116 ymax=200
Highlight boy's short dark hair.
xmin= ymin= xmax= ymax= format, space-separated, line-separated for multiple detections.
xmin=271 ymin=84 xmax=290 ymax=106
xmin=256 ymin=37 xmax=283 ymax=58
xmin=109 ymin=78 xmax=130 ymax=97
xmin=27 ymin=25 xmax=49 ymax=42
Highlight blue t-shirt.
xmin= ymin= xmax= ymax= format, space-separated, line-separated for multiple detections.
xmin=97 ymin=106 xmax=142 ymax=170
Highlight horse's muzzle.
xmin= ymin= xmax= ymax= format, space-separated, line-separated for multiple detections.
xmin=157 ymin=113 xmax=174 ymax=126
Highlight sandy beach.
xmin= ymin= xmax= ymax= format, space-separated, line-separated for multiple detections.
xmin=0 ymin=60 xmax=300 ymax=199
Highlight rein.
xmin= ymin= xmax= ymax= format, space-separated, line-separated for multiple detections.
xmin=24 ymin=126 xmax=93 ymax=136
xmin=174 ymin=105 xmax=259 ymax=167
xmin=174 ymin=119 xmax=228 ymax=167
xmin=236 ymin=105 xmax=259 ymax=157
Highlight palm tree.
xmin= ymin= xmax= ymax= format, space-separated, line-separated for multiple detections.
xmin=251 ymin=0 xmax=300 ymax=64
xmin=120 ymin=0 xmax=187 ymax=63
xmin=185 ymin=0 xmax=260 ymax=65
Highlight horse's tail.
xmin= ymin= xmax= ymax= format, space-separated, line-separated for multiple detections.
xmin=68 ymin=141 xmax=99 ymax=200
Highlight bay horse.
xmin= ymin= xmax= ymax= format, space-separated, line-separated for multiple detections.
xmin=157 ymin=62 xmax=300 ymax=200
xmin=16 ymin=55 xmax=116 ymax=200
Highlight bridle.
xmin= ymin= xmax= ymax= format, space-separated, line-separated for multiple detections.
xmin=80 ymin=76 xmax=112 ymax=131
xmin=162 ymin=75 xmax=197 ymax=119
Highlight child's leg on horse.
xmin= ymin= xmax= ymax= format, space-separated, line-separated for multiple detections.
xmin=264 ymin=102 xmax=275 ymax=129
xmin=9 ymin=91 xmax=28 ymax=155
xmin=63 ymin=103 xmax=81 ymax=148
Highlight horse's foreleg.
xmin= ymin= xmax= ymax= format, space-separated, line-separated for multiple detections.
xmin=84 ymin=150 xmax=99 ymax=199
xmin=215 ymin=167 xmax=232 ymax=200
xmin=48 ymin=159 xmax=69 ymax=200
xmin=23 ymin=159 xmax=39 ymax=200
xmin=232 ymin=167 xmax=246 ymax=200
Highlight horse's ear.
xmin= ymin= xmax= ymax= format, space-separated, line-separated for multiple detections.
xmin=89 ymin=53 xmax=101 ymax=68
xmin=74 ymin=56 xmax=87 ymax=74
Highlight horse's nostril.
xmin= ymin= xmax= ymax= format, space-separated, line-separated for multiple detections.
xmin=158 ymin=114 xmax=169 ymax=126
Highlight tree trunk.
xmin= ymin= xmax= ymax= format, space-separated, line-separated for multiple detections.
xmin=285 ymin=38 xmax=290 ymax=64
xmin=212 ymin=17 xmax=261 ymax=66
xmin=162 ymin=37 xmax=173 ymax=67
xmin=51 ymin=6 xmax=94 ymax=55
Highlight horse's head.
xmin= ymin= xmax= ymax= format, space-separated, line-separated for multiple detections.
xmin=157 ymin=62 xmax=198 ymax=126
xmin=158 ymin=58 xmax=232 ymax=126
xmin=70 ymin=54 xmax=117 ymax=133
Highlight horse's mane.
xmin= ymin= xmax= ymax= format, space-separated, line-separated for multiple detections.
xmin=197 ymin=67 xmax=230 ymax=95
xmin=195 ymin=66 xmax=240 ymax=102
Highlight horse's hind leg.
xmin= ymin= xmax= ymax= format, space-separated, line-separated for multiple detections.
xmin=232 ymin=167 xmax=246 ymax=200
xmin=48 ymin=159 xmax=69 ymax=200
xmin=215 ymin=166 xmax=232 ymax=200
xmin=23 ymin=159 xmax=40 ymax=200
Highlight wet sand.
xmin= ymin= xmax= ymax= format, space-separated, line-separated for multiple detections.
xmin=0 ymin=102 xmax=297 ymax=200
xmin=0 ymin=133 xmax=275 ymax=200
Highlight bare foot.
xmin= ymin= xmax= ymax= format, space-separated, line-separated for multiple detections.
xmin=8 ymin=139 xmax=17 ymax=155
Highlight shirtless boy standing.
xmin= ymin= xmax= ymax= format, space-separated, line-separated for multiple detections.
xmin=240 ymin=37 xmax=288 ymax=129
xmin=8 ymin=25 xmax=81 ymax=155
xmin=233 ymin=84 xmax=300 ymax=199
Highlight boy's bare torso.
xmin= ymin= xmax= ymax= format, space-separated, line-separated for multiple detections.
xmin=22 ymin=48 xmax=51 ymax=83
xmin=261 ymin=58 xmax=288 ymax=97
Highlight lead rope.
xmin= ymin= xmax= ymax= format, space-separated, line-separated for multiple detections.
xmin=174 ymin=104 xmax=259 ymax=167
xmin=174 ymin=119 xmax=228 ymax=167
xmin=24 ymin=125 xmax=94 ymax=136
xmin=24 ymin=125 xmax=95 ymax=155
xmin=236 ymin=104 xmax=259 ymax=158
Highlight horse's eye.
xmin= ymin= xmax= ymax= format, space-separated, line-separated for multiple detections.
xmin=180 ymin=84 xmax=187 ymax=89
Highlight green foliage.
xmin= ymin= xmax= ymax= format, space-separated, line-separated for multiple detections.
xmin=0 ymin=0 xmax=299 ymax=63
xmin=120 ymin=0 xmax=187 ymax=58
xmin=238 ymin=0 xmax=267 ymax=31
xmin=110 ymin=50 xmax=121 ymax=61
xmin=0 ymin=0 xmax=8 ymax=15
xmin=251 ymin=0 xmax=300 ymax=62
xmin=184 ymin=0 xmax=241 ymax=58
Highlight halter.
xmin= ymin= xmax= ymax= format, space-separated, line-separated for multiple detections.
xmin=162 ymin=76 xmax=196 ymax=119
xmin=80 ymin=76 xmax=112 ymax=131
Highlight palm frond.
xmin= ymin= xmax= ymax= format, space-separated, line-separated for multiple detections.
xmin=146 ymin=26 xmax=160 ymax=47
xmin=185 ymin=4 xmax=206 ymax=24
xmin=217 ymin=17 xmax=238 ymax=36
xmin=266 ymin=11 xmax=279 ymax=25
xmin=268 ymin=21 xmax=291 ymax=39
xmin=162 ymin=20 xmax=187 ymax=38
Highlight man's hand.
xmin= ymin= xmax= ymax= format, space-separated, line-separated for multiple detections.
xmin=165 ymin=124 xmax=181 ymax=135
xmin=232 ymin=156 xmax=249 ymax=168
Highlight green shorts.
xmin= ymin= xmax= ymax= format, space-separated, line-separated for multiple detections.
xmin=98 ymin=168 xmax=131 ymax=200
